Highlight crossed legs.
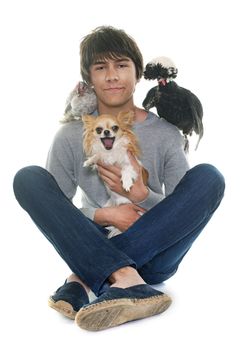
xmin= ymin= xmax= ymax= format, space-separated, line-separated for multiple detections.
xmin=13 ymin=163 xmax=225 ymax=329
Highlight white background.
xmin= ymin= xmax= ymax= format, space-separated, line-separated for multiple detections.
xmin=1 ymin=0 xmax=245 ymax=349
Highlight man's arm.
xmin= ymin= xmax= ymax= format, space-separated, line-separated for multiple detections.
xmin=163 ymin=138 xmax=190 ymax=197
xmin=46 ymin=129 xmax=78 ymax=200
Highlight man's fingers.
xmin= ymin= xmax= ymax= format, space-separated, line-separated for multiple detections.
xmin=98 ymin=165 xmax=121 ymax=180
xmin=132 ymin=204 xmax=146 ymax=213
xmin=97 ymin=163 xmax=121 ymax=176
xmin=100 ymin=174 xmax=114 ymax=188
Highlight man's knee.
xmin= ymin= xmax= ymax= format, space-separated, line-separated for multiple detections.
xmin=13 ymin=165 xmax=46 ymax=202
xmin=192 ymin=163 xmax=225 ymax=196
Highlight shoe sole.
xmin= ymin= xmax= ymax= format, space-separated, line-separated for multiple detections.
xmin=75 ymin=294 xmax=172 ymax=331
xmin=48 ymin=298 xmax=77 ymax=320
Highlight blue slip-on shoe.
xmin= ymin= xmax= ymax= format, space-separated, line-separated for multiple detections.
xmin=75 ymin=284 xmax=172 ymax=331
xmin=48 ymin=281 xmax=89 ymax=319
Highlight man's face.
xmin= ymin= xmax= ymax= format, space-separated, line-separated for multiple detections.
xmin=89 ymin=56 xmax=138 ymax=110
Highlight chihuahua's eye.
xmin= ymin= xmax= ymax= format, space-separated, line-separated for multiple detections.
xmin=112 ymin=125 xmax=119 ymax=133
xmin=95 ymin=127 xmax=103 ymax=134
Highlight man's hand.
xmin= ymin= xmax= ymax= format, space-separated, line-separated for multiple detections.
xmin=94 ymin=204 xmax=146 ymax=232
xmin=111 ymin=204 xmax=146 ymax=231
xmin=97 ymin=151 xmax=149 ymax=203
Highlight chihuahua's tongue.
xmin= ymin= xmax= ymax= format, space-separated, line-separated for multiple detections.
xmin=102 ymin=137 xmax=114 ymax=150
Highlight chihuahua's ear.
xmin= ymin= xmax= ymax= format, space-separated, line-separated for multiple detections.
xmin=82 ymin=115 xmax=95 ymax=127
xmin=117 ymin=111 xmax=135 ymax=127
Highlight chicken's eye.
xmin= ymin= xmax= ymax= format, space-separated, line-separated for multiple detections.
xmin=95 ymin=127 xmax=103 ymax=134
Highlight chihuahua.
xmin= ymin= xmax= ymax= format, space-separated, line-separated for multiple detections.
xmin=82 ymin=111 xmax=148 ymax=237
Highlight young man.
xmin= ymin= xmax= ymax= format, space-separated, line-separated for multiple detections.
xmin=13 ymin=26 xmax=225 ymax=331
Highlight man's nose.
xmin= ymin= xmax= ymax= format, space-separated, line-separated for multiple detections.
xmin=105 ymin=65 xmax=119 ymax=82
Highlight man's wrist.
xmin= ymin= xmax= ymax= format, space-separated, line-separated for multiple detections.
xmin=94 ymin=207 xmax=114 ymax=226
xmin=130 ymin=186 xmax=149 ymax=203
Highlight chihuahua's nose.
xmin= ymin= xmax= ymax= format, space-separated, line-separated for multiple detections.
xmin=104 ymin=130 xmax=110 ymax=136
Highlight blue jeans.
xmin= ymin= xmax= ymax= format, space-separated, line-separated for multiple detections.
xmin=13 ymin=164 xmax=225 ymax=296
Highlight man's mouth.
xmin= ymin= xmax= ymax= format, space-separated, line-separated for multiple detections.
xmin=104 ymin=87 xmax=124 ymax=94
xmin=101 ymin=137 xmax=115 ymax=150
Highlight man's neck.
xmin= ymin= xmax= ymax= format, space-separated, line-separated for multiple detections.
xmin=98 ymin=103 xmax=148 ymax=123
xmin=98 ymin=101 xmax=134 ymax=116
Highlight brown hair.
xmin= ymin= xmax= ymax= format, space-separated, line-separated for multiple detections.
xmin=80 ymin=26 xmax=143 ymax=84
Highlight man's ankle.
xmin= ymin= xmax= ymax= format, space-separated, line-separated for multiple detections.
xmin=67 ymin=274 xmax=91 ymax=294
xmin=108 ymin=266 xmax=136 ymax=284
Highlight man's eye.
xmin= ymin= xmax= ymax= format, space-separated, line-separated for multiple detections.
xmin=95 ymin=127 xmax=103 ymax=134
xmin=95 ymin=66 xmax=104 ymax=70
xmin=118 ymin=64 xmax=127 ymax=68
xmin=112 ymin=125 xmax=119 ymax=132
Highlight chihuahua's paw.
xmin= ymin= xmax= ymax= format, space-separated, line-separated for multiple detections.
xmin=84 ymin=155 xmax=99 ymax=168
xmin=83 ymin=160 xmax=97 ymax=170
xmin=122 ymin=181 xmax=133 ymax=192
xmin=121 ymin=175 xmax=134 ymax=192
xmin=121 ymin=167 xmax=137 ymax=191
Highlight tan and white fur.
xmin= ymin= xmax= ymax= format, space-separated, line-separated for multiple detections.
xmin=82 ymin=111 xmax=148 ymax=237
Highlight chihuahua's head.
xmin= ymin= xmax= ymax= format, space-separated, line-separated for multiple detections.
xmin=82 ymin=111 xmax=135 ymax=155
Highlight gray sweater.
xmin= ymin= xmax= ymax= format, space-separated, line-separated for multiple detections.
xmin=46 ymin=111 xmax=190 ymax=221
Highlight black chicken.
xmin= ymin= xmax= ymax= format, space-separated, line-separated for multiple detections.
xmin=142 ymin=57 xmax=203 ymax=151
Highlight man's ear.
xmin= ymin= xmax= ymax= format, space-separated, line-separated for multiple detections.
xmin=82 ymin=115 xmax=95 ymax=127
xmin=117 ymin=111 xmax=135 ymax=127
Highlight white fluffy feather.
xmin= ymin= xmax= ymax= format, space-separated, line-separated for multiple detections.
xmin=149 ymin=56 xmax=176 ymax=69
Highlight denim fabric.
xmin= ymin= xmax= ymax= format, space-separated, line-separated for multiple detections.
xmin=13 ymin=164 xmax=225 ymax=296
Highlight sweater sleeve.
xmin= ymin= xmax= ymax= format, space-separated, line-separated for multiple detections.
xmin=163 ymin=136 xmax=190 ymax=197
xmin=46 ymin=128 xmax=77 ymax=200
xmin=135 ymin=187 xmax=165 ymax=210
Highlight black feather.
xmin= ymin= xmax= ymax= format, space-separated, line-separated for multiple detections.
xmin=142 ymin=87 xmax=159 ymax=110
xmin=144 ymin=63 xmax=178 ymax=80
